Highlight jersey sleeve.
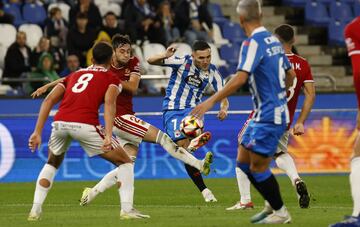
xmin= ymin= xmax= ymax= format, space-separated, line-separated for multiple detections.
xmin=211 ymin=67 xmax=224 ymax=92
xmin=58 ymin=75 xmax=70 ymax=89
xmin=236 ymin=39 xmax=263 ymax=74
xmin=129 ymin=57 xmax=141 ymax=77
xmin=303 ymin=60 xmax=314 ymax=83
xmin=163 ymin=56 xmax=186 ymax=68
xmin=283 ymin=54 xmax=292 ymax=71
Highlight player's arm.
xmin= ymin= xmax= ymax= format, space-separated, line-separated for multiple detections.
xmin=292 ymin=82 xmax=315 ymax=136
xmin=147 ymin=45 xmax=177 ymax=65
xmin=121 ymin=73 xmax=140 ymax=95
xmin=192 ymin=71 xmax=248 ymax=118
xmin=29 ymin=85 xmax=65 ymax=152
xmin=102 ymin=85 xmax=120 ymax=151
xmin=285 ymin=68 xmax=296 ymax=90
xmin=31 ymin=77 xmax=66 ymax=98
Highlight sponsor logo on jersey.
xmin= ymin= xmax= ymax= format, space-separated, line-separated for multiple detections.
xmin=185 ymin=74 xmax=203 ymax=88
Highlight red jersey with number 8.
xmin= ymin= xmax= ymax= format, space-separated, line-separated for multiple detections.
xmin=54 ymin=66 xmax=120 ymax=125
xmin=286 ymin=53 xmax=314 ymax=127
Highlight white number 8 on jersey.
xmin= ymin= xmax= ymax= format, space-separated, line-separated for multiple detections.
xmin=72 ymin=73 xmax=94 ymax=93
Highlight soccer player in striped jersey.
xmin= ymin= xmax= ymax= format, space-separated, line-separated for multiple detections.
xmin=147 ymin=40 xmax=229 ymax=202
xmin=226 ymin=24 xmax=315 ymax=212
xmin=191 ymin=0 xmax=296 ymax=223
xmin=330 ymin=16 xmax=360 ymax=227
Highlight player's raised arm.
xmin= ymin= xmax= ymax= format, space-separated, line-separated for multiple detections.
xmin=292 ymin=82 xmax=315 ymax=136
xmin=147 ymin=45 xmax=177 ymax=65
xmin=28 ymin=85 xmax=65 ymax=152
xmin=31 ymin=77 xmax=66 ymax=98
xmin=103 ymin=85 xmax=120 ymax=151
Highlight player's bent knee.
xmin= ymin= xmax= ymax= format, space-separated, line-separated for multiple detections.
xmin=39 ymin=178 xmax=51 ymax=188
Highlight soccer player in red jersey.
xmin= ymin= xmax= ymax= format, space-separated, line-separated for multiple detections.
xmin=27 ymin=42 xmax=138 ymax=220
xmin=227 ymin=24 xmax=315 ymax=214
xmin=330 ymin=16 xmax=360 ymax=227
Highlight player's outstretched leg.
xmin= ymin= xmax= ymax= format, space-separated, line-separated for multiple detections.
xmin=226 ymin=161 xmax=254 ymax=210
xmin=275 ymin=152 xmax=310 ymax=208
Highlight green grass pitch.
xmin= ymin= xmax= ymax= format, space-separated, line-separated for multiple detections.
xmin=0 ymin=175 xmax=352 ymax=227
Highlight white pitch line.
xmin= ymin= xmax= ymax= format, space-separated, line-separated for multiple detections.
xmin=0 ymin=203 xmax=352 ymax=210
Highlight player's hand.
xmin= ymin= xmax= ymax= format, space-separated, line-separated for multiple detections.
xmin=291 ymin=123 xmax=305 ymax=136
xmin=217 ymin=109 xmax=228 ymax=121
xmin=165 ymin=45 xmax=177 ymax=58
xmin=191 ymin=99 xmax=215 ymax=119
xmin=28 ymin=133 xmax=41 ymax=152
xmin=102 ymin=136 xmax=112 ymax=152
xmin=31 ymin=86 xmax=47 ymax=98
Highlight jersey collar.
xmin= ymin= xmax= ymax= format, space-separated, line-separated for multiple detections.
xmin=251 ymin=26 xmax=267 ymax=36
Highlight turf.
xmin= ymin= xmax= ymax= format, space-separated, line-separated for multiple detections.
xmin=0 ymin=175 xmax=352 ymax=227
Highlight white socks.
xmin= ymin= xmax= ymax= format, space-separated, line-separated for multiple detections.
xmin=235 ymin=167 xmax=251 ymax=204
xmin=30 ymin=164 xmax=57 ymax=214
xmin=275 ymin=153 xmax=300 ymax=185
xmin=117 ymin=163 xmax=134 ymax=212
xmin=351 ymin=157 xmax=360 ymax=217
xmin=92 ymin=168 xmax=118 ymax=197
xmin=156 ymin=131 xmax=203 ymax=171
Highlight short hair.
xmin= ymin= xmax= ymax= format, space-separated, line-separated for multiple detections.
xmin=111 ymin=34 xmax=131 ymax=49
xmin=104 ymin=11 xmax=116 ymax=18
xmin=192 ymin=40 xmax=210 ymax=51
xmin=274 ymin=24 xmax=295 ymax=44
xmin=92 ymin=42 xmax=113 ymax=64
xmin=49 ymin=7 xmax=61 ymax=17
xmin=236 ymin=0 xmax=262 ymax=22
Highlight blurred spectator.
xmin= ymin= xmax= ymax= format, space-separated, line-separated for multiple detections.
xmin=25 ymin=52 xmax=60 ymax=94
xmin=30 ymin=37 xmax=50 ymax=70
xmin=171 ymin=0 xmax=191 ymax=37
xmin=3 ymin=31 xmax=32 ymax=89
xmin=59 ymin=54 xmax=80 ymax=77
xmin=123 ymin=0 xmax=166 ymax=45
xmin=157 ymin=0 xmax=180 ymax=45
xmin=44 ymin=7 xmax=68 ymax=48
xmin=69 ymin=0 xmax=102 ymax=30
xmin=101 ymin=11 xmax=124 ymax=38
xmin=184 ymin=0 xmax=212 ymax=45
xmin=86 ymin=31 xmax=111 ymax=66
xmin=198 ymin=0 xmax=213 ymax=39
xmin=0 ymin=2 xmax=14 ymax=24
xmin=67 ymin=12 xmax=97 ymax=67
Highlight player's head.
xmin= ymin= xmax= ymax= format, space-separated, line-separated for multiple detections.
xmin=274 ymin=24 xmax=295 ymax=46
xmin=92 ymin=41 xmax=113 ymax=68
xmin=191 ymin=40 xmax=211 ymax=71
xmin=236 ymin=0 xmax=262 ymax=28
xmin=112 ymin=34 xmax=132 ymax=66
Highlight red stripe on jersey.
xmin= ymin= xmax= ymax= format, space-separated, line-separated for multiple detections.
xmin=119 ymin=116 xmax=148 ymax=132
xmin=115 ymin=124 xmax=144 ymax=138
xmin=114 ymin=118 xmax=146 ymax=138
xmin=114 ymin=117 xmax=147 ymax=136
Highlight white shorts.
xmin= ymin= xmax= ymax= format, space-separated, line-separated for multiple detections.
xmin=276 ymin=131 xmax=290 ymax=154
xmin=113 ymin=114 xmax=150 ymax=148
xmin=48 ymin=121 xmax=121 ymax=157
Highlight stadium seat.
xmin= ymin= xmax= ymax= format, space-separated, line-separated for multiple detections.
xmin=212 ymin=23 xmax=229 ymax=47
xmin=142 ymin=43 xmax=167 ymax=75
xmin=3 ymin=3 xmax=24 ymax=27
xmin=23 ymin=3 xmax=47 ymax=25
xmin=329 ymin=1 xmax=353 ymax=21
xmin=0 ymin=45 xmax=7 ymax=69
xmin=328 ymin=19 xmax=346 ymax=46
xmin=99 ymin=3 xmax=121 ymax=17
xmin=0 ymin=24 xmax=16 ymax=48
xmin=221 ymin=21 xmax=246 ymax=44
xmin=282 ymin=0 xmax=306 ymax=7
xmin=208 ymin=3 xmax=227 ymax=25
xmin=94 ymin=0 xmax=109 ymax=7
xmin=305 ymin=1 xmax=331 ymax=26
xmin=209 ymin=43 xmax=227 ymax=67
xmin=354 ymin=1 xmax=360 ymax=16
xmin=172 ymin=42 xmax=192 ymax=58
xmin=19 ymin=24 xmax=43 ymax=49
xmin=48 ymin=2 xmax=71 ymax=22
xmin=220 ymin=43 xmax=240 ymax=66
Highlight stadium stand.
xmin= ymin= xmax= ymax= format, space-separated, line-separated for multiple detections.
xmin=18 ymin=24 xmax=43 ymax=49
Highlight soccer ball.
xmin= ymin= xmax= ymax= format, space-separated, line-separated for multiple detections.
xmin=180 ymin=116 xmax=204 ymax=138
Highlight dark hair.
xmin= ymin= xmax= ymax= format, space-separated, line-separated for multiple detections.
xmin=111 ymin=34 xmax=131 ymax=49
xmin=274 ymin=24 xmax=294 ymax=44
xmin=49 ymin=7 xmax=61 ymax=17
xmin=192 ymin=40 xmax=210 ymax=51
xmin=92 ymin=42 xmax=113 ymax=64
xmin=76 ymin=12 xmax=88 ymax=19
xmin=104 ymin=11 xmax=116 ymax=18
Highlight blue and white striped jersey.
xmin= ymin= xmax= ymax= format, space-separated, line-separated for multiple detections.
xmin=162 ymin=55 xmax=224 ymax=110
xmin=237 ymin=26 xmax=292 ymax=125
